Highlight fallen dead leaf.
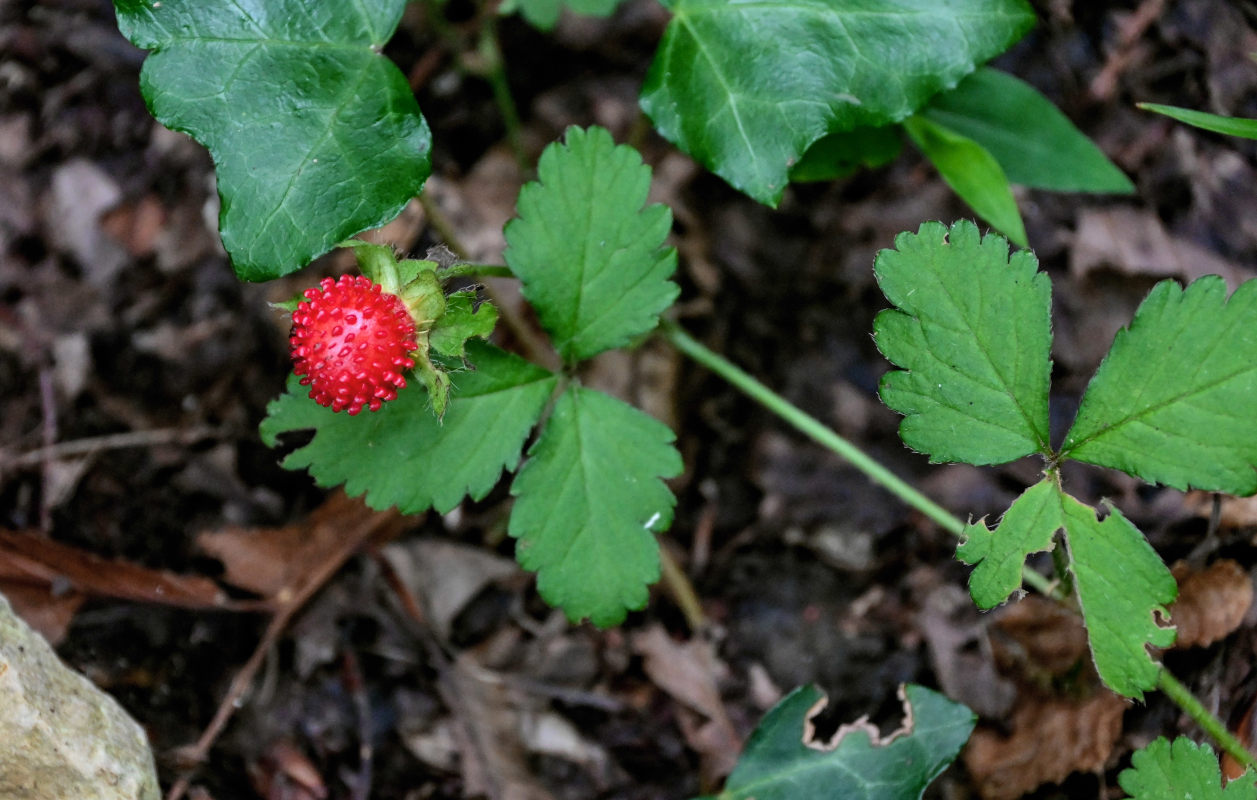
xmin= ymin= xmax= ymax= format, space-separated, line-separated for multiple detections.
xmin=632 ymin=624 xmax=741 ymax=781
xmin=380 ymin=538 xmax=520 ymax=640
xmin=1170 ymin=560 xmax=1253 ymax=649
xmin=0 ymin=580 xmax=83 ymax=644
xmin=1071 ymin=206 xmax=1245 ymax=287
xmin=1184 ymin=491 xmax=1257 ymax=529
xmin=964 ymin=689 xmax=1128 ymax=800
xmin=989 ymin=595 xmax=1091 ymax=686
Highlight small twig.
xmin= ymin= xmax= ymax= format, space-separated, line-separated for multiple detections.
xmin=1 ymin=425 xmax=227 ymax=472
xmin=164 ymin=507 xmax=399 ymax=800
xmin=659 ymin=545 xmax=706 ymax=632
xmin=38 ymin=369 xmax=57 ymax=533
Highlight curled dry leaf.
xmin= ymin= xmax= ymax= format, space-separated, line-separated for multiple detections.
xmin=964 ymin=690 xmax=1128 ymax=800
xmin=1169 ymin=560 xmax=1253 ymax=649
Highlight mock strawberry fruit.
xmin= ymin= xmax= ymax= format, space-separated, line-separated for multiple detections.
xmin=290 ymin=275 xmax=418 ymax=415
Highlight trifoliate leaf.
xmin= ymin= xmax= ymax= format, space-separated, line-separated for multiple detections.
xmin=502 ymin=0 xmax=625 ymax=30
xmin=958 ymin=479 xmax=1060 ymax=609
xmin=639 ymin=0 xmax=1035 ymax=206
xmin=904 ymin=116 xmax=1027 ymax=247
xmin=429 ymin=291 xmax=499 ymax=359
xmin=114 ymin=0 xmax=431 ymax=281
xmin=789 ymin=127 xmax=903 ymax=183
xmin=1060 ymin=494 xmax=1177 ymax=699
xmin=1139 ymin=104 xmax=1257 ymax=140
xmin=1061 ymin=277 xmax=1257 ymax=494
xmin=504 ymin=126 xmax=678 ymax=365
xmin=508 ymin=385 xmax=682 ymax=627
xmin=873 ymin=220 xmax=1052 ymax=465
xmin=695 ymin=684 xmax=975 ymax=800
xmin=261 ymin=341 xmax=556 ymax=514
xmin=1119 ymin=737 xmax=1256 ymax=800
xmin=922 ymin=68 xmax=1134 ymax=193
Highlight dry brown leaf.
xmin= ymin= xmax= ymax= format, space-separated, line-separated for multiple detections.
xmin=632 ymin=624 xmax=740 ymax=780
xmin=989 ymin=595 xmax=1091 ymax=683
xmin=1184 ymin=491 xmax=1257 ymax=529
xmin=0 ymin=580 xmax=83 ymax=645
xmin=964 ymin=690 xmax=1128 ymax=800
xmin=1170 ymin=560 xmax=1253 ymax=649
xmin=198 ymin=492 xmax=408 ymax=601
xmin=1071 ymin=206 xmax=1245 ymax=287
xmin=0 ymin=528 xmax=234 ymax=610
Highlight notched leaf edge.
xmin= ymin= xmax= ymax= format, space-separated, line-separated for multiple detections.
xmin=802 ymin=684 xmax=917 ymax=752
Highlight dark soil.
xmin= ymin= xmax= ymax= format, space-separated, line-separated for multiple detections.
xmin=4 ymin=1 xmax=1257 ymax=798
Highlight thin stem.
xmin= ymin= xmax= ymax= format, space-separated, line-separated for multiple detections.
xmin=477 ymin=15 xmax=527 ymax=169
xmin=659 ymin=545 xmax=707 ymax=631
xmin=1158 ymin=670 xmax=1257 ymax=771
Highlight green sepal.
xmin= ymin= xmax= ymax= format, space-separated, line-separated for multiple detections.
xmin=430 ymin=291 xmax=500 ymax=359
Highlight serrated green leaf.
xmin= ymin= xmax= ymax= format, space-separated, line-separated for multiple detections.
xmin=260 ymin=341 xmax=556 ymax=514
xmin=1061 ymin=277 xmax=1257 ymax=494
xmin=1139 ymin=103 xmax=1257 ymax=140
xmin=503 ymin=0 xmax=625 ymax=30
xmin=957 ymin=479 xmax=1060 ymax=609
xmin=508 ymin=385 xmax=682 ymax=626
xmin=1119 ymin=737 xmax=1256 ymax=800
xmin=429 ymin=291 xmax=498 ymax=359
xmin=114 ymin=0 xmax=431 ymax=281
xmin=1059 ymin=494 xmax=1176 ymax=699
xmin=789 ymin=126 xmax=903 ymax=183
xmin=874 ymin=220 xmax=1052 ymax=465
xmin=639 ymin=0 xmax=1035 ymax=206
xmin=695 ymin=684 xmax=975 ymax=800
xmin=922 ymin=68 xmax=1134 ymax=193
xmin=504 ymin=126 xmax=678 ymax=364
xmin=904 ymin=116 xmax=1027 ymax=247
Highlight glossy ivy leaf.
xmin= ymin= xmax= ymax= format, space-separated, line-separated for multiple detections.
xmin=789 ymin=127 xmax=903 ymax=183
xmin=957 ymin=479 xmax=1059 ymax=609
xmin=114 ymin=0 xmax=431 ymax=281
xmin=504 ymin=126 xmax=678 ymax=365
xmin=903 ymin=116 xmax=1027 ymax=247
xmin=1061 ymin=277 xmax=1257 ymax=494
xmin=922 ymin=68 xmax=1134 ymax=193
xmin=695 ymin=684 xmax=975 ymax=800
xmin=509 ymin=385 xmax=682 ymax=627
xmin=874 ymin=220 xmax=1052 ymax=465
xmin=1060 ymin=494 xmax=1176 ymax=699
xmin=1139 ymin=103 xmax=1257 ymax=140
xmin=260 ymin=341 xmax=556 ymax=514
xmin=501 ymin=0 xmax=625 ymax=30
xmin=639 ymin=0 xmax=1035 ymax=206
xmin=1118 ymin=737 xmax=1256 ymax=800
xmin=429 ymin=291 xmax=499 ymax=359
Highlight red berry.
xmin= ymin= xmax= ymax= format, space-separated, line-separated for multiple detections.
xmin=290 ymin=275 xmax=418 ymax=415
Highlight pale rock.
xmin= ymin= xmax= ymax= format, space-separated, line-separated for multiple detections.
xmin=0 ymin=592 xmax=160 ymax=800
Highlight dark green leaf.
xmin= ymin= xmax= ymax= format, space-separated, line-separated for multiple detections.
xmin=1061 ymin=277 xmax=1257 ymax=494
xmin=874 ymin=220 xmax=1052 ymax=465
xmin=1139 ymin=103 xmax=1257 ymax=140
xmin=904 ymin=115 xmax=1027 ymax=247
xmin=504 ymin=126 xmax=678 ymax=364
xmin=260 ymin=341 xmax=556 ymax=514
xmin=509 ymin=385 xmax=682 ymax=626
xmin=114 ymin=0 xmax=431 ymax=281
xmin=503 ymin=0 xmax=625 ymax=30
xmin=1060 ymin=495 xmax=1176 ymax=699
xmin=640 ymin=0 xmax=1035 ymax=205
xmin=696 ymin=684 xmax=975 ymax=800
xmin=922 ymin=68 xmax=1134 ymax=193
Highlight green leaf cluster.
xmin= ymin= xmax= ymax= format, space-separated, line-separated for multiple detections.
xmin=874 ymin=219 xmax=1257 ymax=697
xmin=695 ymin=684 xmax=975 ymax=800
xmin=1118 ymin=737 xmax=1256 ymax=800
xmin=114 ymin=0 xmax=431 ymax=282
xmin=263 ymin=128 xmax=682 ymax=626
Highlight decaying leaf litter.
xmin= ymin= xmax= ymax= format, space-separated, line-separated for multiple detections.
xmin=3 ymin=0 xmax=1257 ymax=797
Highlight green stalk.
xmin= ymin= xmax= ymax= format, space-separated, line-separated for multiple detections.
xmin=1158 ymin=670 xmax=1257 ymax=771
xmin=477 ymin=15 xmax=527 ymax=169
